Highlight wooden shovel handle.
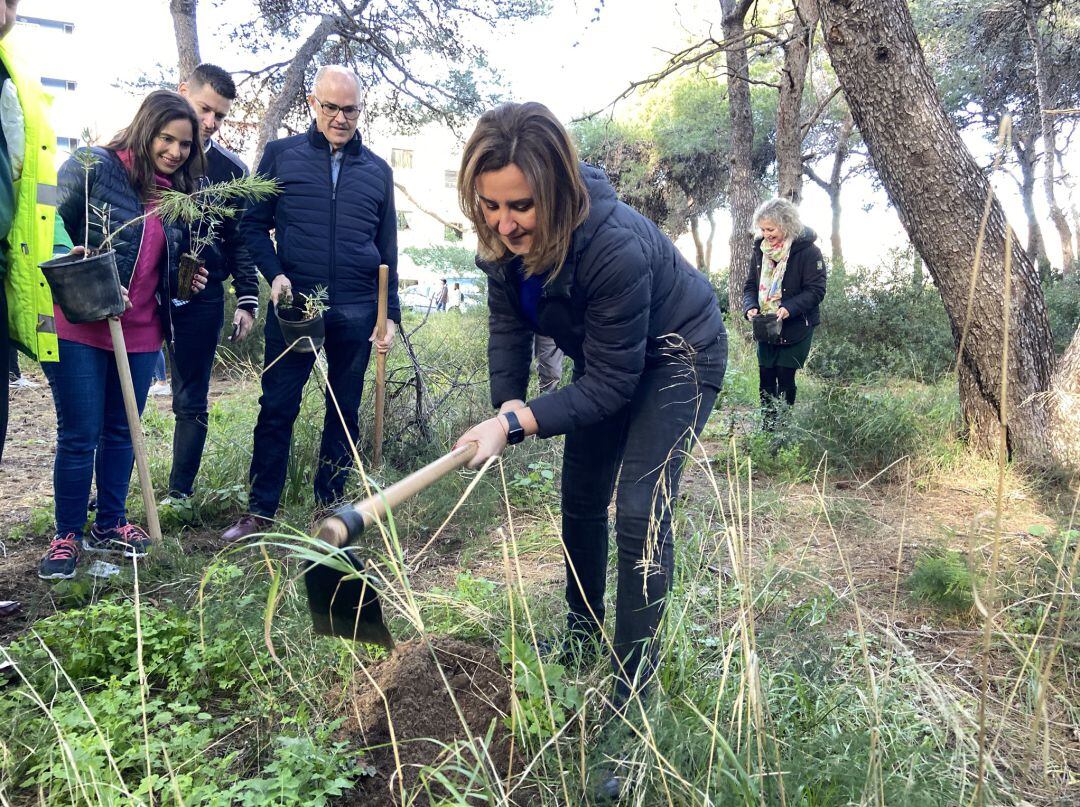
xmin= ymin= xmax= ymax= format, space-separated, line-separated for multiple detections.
xmin=373 ymin=264 xmax=389 ymax=466
xmin=107 ymin=318 xmax=161 ymax=543
xmin=315 ymin=441 xmax=479 ymax=548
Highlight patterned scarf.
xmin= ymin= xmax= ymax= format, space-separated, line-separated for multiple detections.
xmin=757 ymin=237 xmax=792 ymax=314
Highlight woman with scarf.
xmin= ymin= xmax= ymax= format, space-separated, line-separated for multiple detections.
xmin=742 ymin=198 xmax=826 ymax=431
xmin=38 ymin=91 xmax=207 ymax=580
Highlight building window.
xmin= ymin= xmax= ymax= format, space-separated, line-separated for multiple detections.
xmin=444 ymin=224 xmax=463 ymax=242
xmin=391 ymin=148 xmax=413 ymax=169
xmin=42 ymin=77 xmax=78 ymax=92
xmin=16 ymin=16 xmax=75 ymax=33
xmin=56 ymin=136 xmax=79 ymax=151
xmin=397 ymin=212 xmax=410 ymax=231
xmin=444 ymin=169 xmax=458 ymax=189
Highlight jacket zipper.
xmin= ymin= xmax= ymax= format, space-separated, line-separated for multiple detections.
xmin=328 ymin=152 xmax=339 ymax=301
xmin=163 ymin=223 xmax=174 ymax=348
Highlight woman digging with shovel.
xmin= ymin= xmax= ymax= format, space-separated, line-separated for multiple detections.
xmin=37 ymin=91 xmax=208 ymax=580
xmin=452 ymin=102 xmax=726 ymax=784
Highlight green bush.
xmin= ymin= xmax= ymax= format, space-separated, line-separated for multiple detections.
xmin=809 ymin=254 xmax=955 ymax=383
xmin=793 ymin=378 xmax=960 ymax=474
xmin=1044 ymin=274 xmax=1080 ymax=356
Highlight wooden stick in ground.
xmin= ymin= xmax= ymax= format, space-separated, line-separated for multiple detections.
xmin=106 ymin=318 xmax=161 ymax=543
xmin=373 ymin=263 xmax=389 ymax=466
xmin=315 ymin=442 xmax=478 ymax=548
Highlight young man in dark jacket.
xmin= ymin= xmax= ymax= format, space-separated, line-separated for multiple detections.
xmin=224 ymin=65 xmax=399 ymax=539
xmin=166 ymin=64 xmax=261 ymax=500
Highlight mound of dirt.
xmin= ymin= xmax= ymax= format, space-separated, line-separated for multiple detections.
xmin=336 ymin=636 xmax=512 ymax=806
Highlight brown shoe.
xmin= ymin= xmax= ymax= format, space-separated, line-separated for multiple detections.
xmin=222 ymin=514 xmax=272 ymax=542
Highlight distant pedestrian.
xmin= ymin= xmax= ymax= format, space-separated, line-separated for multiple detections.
xmin=742 ymin=197 xmax=826 ymax=432
xmin=434 ymin=278 xmax=448 ymax=311
xmin=8 ymin=347 xmax=36 ymax=388
xmin=447 ymin=281 xmax=463 ymax=311
xmin=148 ymin=348 xmax=170 ymax=396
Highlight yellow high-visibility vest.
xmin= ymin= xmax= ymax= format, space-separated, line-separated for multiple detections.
xmin=1 ymin=35 xmax=65 ymax=363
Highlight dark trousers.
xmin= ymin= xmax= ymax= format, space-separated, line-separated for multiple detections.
xmin=0 ymin=283 xmax=9 ymax=464
xmin=560 ymin=334 xmax=726 ymax=705
xmin=759 ymin=365 xmax=797 ymax=430
xmin=248 ymin=303 xmax=376 ymax=517
xmin=167 ymin=296 xmax=225 ymax=496
xmin=42 ymin=339 xmax=157 ymax=534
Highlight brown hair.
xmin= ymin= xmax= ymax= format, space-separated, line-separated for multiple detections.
xmin=458 ymin=102 xmax=590 ymax=279
xmin=106 ymin=90 xmax=205 ymax=199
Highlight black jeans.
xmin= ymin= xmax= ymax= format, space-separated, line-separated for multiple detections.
xmin=167 ymin=295 xmax=225 ymax=496
xmin=248 ymin=303 xmax=376 ymax=517
xmin=759 ymin=365 xmax=797 ymax=431
xmin=560 ymin=333 xmax=727 ymax=706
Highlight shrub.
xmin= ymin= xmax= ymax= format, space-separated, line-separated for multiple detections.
xmin=809 ymin=252 xmax=955 ymax=383
xmin=1044 ymin=273 xmax=1080 ymax=356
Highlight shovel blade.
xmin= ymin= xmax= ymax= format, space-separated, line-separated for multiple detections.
xmin=304 ymin=551 xmax=395 ymax=650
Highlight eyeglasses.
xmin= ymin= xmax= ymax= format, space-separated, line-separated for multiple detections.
xmin=314 ymin=98 xmax=361 ymax=121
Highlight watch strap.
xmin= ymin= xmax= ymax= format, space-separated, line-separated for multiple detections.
xmin=503 ymin=410 xmax=525 ymax=445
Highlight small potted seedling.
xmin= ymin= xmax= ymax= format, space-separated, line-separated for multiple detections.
xmin=39 ymin=132 xmax=126 ymax=323
xmin=275 ymin=284 xmax=328 ymax=353
xmin=163 ymin=176 xmax=278 ymax=301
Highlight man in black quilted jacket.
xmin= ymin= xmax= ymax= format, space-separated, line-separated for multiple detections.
xmin=166 ymin=64 xmax=261 ymax=500
xmin=224 ymin=65 xmax=399 ymax=540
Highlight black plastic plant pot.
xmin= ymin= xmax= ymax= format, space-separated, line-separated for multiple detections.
xmin=39 ymin=250 xmax=126 ymax=324
xmin=176 ymin=253 xmax=199 ymax=302
xmin=275 ymin=297 xmax=325 ymax=353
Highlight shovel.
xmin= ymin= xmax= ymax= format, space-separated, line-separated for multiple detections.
xmin=107 ymin=318 xmax=162 ymax=543
xmin=304 ymin=441 xmax=478 ymax=648
xmin=373 ymin=263 xmax=389 ymax=466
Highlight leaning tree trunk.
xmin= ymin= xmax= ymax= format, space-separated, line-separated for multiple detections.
xmin=776 ymin=0 xmax=818 ymax=203
xmin=1050 ymin=327 xmax=1080 ymax=470
xmin=819 ymin=0 xmax=1058 ymax=463
xmin=254 ymin=15 xmax=336 ymax=165
xmin=170 ymin=0 xmax=200 ymax=81
xmin=722 ymin=0 xmax=759 ymax=314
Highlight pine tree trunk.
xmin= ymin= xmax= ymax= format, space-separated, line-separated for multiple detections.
xmin=690 ymin=214 xmax=707 ymax=271
xmin=1050 ymin=326 xmax=1080 ymax=470
xmin=1024 ymin=4 xmax=1076 ymax=274
xmin=254 ymin=16 xmax=336 ymax=165
xmin=1014 ymin=131 xmax=1051 ymax=276
xmin=819 ymin=0 xmax=1056 ymax=462
xmin=828 ymin=112 xmax=853 ymax=271
xmin=722 ymin=0 xmax=759 ymax=314
xmin=776 ymin=0 xmax=818 ymax=203
xmin=170 ymin=0 xmax=200 ymax=81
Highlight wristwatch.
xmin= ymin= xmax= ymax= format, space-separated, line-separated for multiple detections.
xmin=503 ymin=411 xmax=526 ymax=445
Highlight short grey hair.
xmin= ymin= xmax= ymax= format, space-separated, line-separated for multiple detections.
xmin=752 ymin=198 xmax=802 ymax=240
xmin=312 ymin=65 xmax=362 ymax=96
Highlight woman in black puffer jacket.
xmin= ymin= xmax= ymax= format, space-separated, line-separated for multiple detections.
xmin=453 ymin=102 xmax=728 ymax=715
xmin=742 ymin=197 xmax=827 ymax=431
xmin=38 ymin=91 xmax=206 ymax=582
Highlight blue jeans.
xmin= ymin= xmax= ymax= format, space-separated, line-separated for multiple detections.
xmin=152 ymin=349 xmax=167 ymax=383
xmin=559 ymin=332 xmax=727 ymax=706
xmin=42 ymin=339 xmax=158 ymax=534
xmin=248 ymin=303 xmax=377 ymax=517
xmin=167 ymin=296 xmax=225 ymax=496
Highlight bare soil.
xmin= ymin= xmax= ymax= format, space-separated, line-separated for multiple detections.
xmin=334 ymin=636 xmax=511 ymax=806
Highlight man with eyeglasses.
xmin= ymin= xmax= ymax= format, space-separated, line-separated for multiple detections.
xmin=225 ymin=65 xmax=399 ymax=540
